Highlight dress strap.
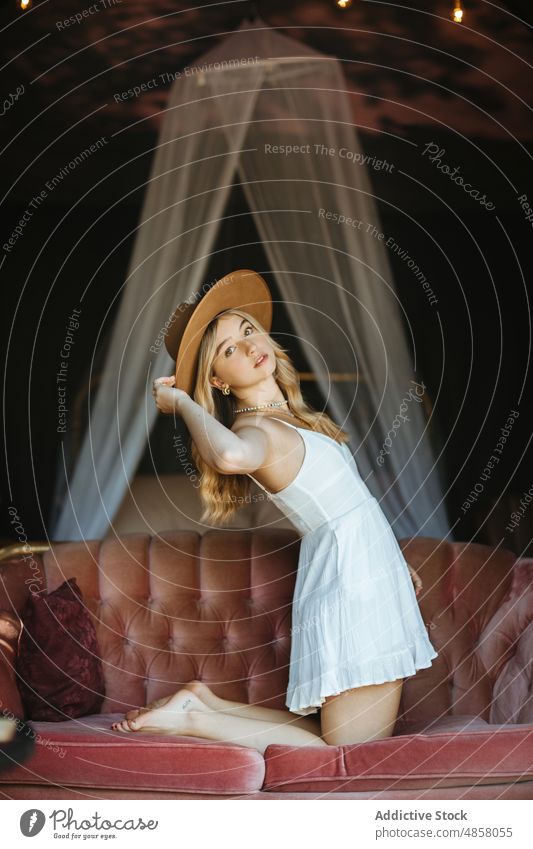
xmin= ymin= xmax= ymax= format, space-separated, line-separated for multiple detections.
xmin=266 ymin=416 xmax=300 ymax=431
xmin=247 ymin=472 xmax=269 ymax=493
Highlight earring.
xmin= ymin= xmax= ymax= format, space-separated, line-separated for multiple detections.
xmin=222 ymin=384 xmax=231 ymax=395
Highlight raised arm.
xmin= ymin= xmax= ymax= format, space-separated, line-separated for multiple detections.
xmin=153 ymin=376 xmax=268 ymax=475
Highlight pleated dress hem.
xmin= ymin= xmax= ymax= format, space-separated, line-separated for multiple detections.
xmin=285 ymin=643 xmax=439 ymax=716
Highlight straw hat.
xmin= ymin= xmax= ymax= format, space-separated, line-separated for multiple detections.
xmin=164 ymin=269 xmax=273 ymax=395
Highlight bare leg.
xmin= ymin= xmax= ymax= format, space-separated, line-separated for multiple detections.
xmin=184 ymin=681 xmax=322 ymax=735
xmin=186 ymin=708 xmax=328 ymax=755
xmin=123 ymin=680 xmax=322 ymax=736
xmin=111 ymin=688 xmax=327 ymax=754
xmin=320 ymin=679 xmax=404 ymax=745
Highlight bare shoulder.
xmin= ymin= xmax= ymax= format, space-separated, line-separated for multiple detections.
xmin=228 ymin=415 xmax=308 ymax=484
xmin=231 ymin=415 xmax=274 ymax=437
xmin=223 ymin=416 xmax=273 ymax=475
xmin=231 ymin=414 xmax=313 ymax=436
xmin=230 ymin=415 xmax=302 ymax=441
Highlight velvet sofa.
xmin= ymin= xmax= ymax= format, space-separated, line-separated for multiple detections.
xmin=0 ymin=529 xmax=532 ymax=800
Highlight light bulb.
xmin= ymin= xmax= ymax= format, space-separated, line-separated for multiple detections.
xmin=336 ymin=0 xmax=353 ymax=9
xmin=453 ymin=1 xmax=464 ymax=23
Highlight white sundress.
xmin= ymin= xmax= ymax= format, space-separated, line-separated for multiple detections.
xmin=247 ymin=417 xmax=439 ymax=716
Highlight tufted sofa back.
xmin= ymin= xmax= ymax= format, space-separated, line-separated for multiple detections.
xmin=0 ymin=530 xmax=300 ymax=717
xmin=0 ymin=530 xmax=531 ymax=731
xmin=396 ymin=536 xmax=533 ymax=731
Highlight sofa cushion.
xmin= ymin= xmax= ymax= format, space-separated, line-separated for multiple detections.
xmin=262 ymin=716 xmax=533 ymax=792
xmin=16 ymin=578 xmax=105 ymax=721
xmin=0 ymin=714 xmax=265 ymax=795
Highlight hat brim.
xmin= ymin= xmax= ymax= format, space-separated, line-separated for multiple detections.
xmin=165 ymin=269 xmax=273 ymax=396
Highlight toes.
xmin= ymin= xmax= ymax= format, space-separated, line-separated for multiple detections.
xmin=112 ymin=719 xmax=137 ymax=733
xmin=111 ymin=714 xmax=147 ymax=732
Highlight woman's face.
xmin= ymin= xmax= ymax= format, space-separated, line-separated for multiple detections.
xmin=210 ymin=313 xmax=275 ymax=392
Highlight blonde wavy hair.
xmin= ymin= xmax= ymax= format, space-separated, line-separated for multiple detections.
xmin=190 ymin=308 xmax=351 ymax=525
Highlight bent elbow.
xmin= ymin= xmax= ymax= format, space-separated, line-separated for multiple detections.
xmin=214 ymin=448 xmax=243 ymax=475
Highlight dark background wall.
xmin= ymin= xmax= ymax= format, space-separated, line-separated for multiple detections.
xmin=1 ymin=0 xmax=532 ymax=548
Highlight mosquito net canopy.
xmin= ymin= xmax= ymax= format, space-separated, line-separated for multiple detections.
xmin=51 ymin=17 xmax=451 ymax=542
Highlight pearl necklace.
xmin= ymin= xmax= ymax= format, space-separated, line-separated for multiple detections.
xmin=233 ymin=399 xmax=294 ymax=415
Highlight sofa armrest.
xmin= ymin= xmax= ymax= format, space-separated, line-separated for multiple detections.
xmin=0 ymin=612 xmax=24 ymax=719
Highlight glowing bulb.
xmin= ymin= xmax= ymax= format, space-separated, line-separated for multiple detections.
xmin=453 ymin=1 xmax=464 ymax=22
xmin=20 ymin=0 xmax=31 ymax=8
xmin=336 ymin=0 xmax=353 ymax=8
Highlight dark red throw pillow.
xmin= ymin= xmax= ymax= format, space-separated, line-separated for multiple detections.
xmin=16 ymin=578 xmax=105 ymax=721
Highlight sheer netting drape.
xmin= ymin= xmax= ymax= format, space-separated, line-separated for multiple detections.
xmin=51 ymin=18 xmax=452 ymax=541
xmin=50 ymin=55 xmax=265 ymax=539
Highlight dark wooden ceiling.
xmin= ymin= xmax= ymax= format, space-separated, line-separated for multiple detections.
xmin=1 ymin=0 xmax=531 ymax=206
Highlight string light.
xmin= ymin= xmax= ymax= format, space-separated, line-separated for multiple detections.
xmin=452 ymin=0 xmax=464 ymax=23
xmin=19 ymin=0 xmax=32 ymax=8
xmin=334 ymin=0 xmax=464 ymax=20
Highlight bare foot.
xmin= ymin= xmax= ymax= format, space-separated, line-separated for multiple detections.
xmin=111 ymin=688 xmax=210 ymax=733
xmin=120 ymin=680 xmax=218 ymax=727
xmin=122 ymin=695 xmax=173 ymax=725
xmin=181 ymin=679 xmax=222 ymax=710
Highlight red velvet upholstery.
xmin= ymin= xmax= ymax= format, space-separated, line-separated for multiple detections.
xmin=0 ymin=530 xmax=532 ymax=799
xmin=264 ymin=719 xmax=533 ymax=793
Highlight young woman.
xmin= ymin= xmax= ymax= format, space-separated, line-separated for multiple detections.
xmin=112 ymin=270 xmax=437 ymax=754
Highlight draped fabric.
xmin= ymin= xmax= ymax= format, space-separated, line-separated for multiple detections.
xmin=51 ymin=18 xmax=452 ymax=542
